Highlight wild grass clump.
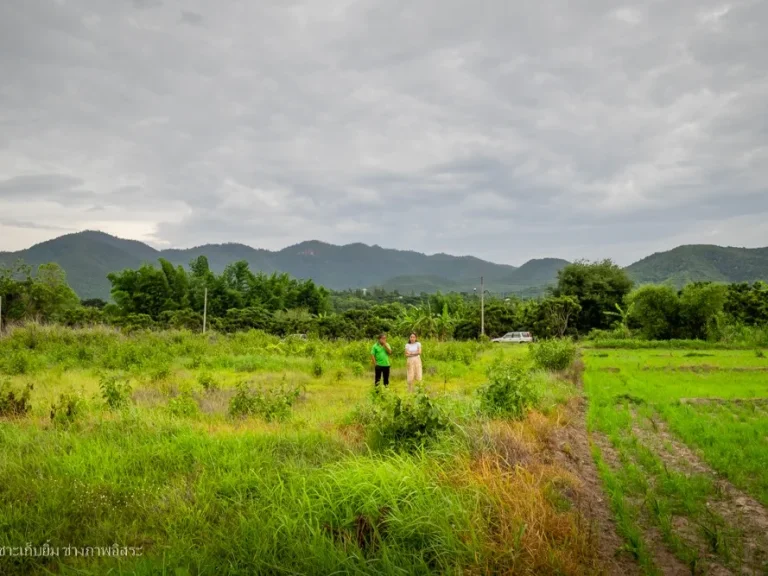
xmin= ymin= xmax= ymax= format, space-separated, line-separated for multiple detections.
xmin=197 ymin=372 xmax=219 ymax=392
xmin=312 ymin=358 xmax=325 ymax=377
xmin=478 ymin=360 xmax=540 ymax=419
xmin=167 ymin=391 xmax=200 ymax=417
xmin=228 ymin=379 xmax=303 ymax=422
xmin=50 ymin=392 xmax=86 ymax=427
xmin=99 ymin=373 xmax=132 ymax=410
xmin=366 ymin=388 xmax=451 ymax=451
xmin=0 ymin=380 xmax=33 ymax=417
xmin=529 ymin=339 xmax=577 ymax=371
xmin=1 ymin=350 xmax=33 ymax=375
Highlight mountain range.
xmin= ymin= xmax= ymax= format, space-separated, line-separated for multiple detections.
xmin=1 ymin=231 xmax=767 ymax=300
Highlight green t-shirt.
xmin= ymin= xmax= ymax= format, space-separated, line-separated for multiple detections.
xmin=371 ymin=342 xmax=391 ymax=367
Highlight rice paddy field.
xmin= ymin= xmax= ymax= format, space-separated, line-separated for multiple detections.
xmin=1 ymin=325 xmax=767 ymax=575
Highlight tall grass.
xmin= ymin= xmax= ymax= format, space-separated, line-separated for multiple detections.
xmin=0 ymin=325 xmax=602 ymax=575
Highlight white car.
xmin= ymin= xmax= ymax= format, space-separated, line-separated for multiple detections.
xmin=492 ymin=331 xmax=534 ymax=343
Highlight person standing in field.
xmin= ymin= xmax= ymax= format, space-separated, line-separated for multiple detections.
xmin=405 ymin=332 xmax=423 ymax=392
xmin=371 ymin=333 xmax=392 ymax=388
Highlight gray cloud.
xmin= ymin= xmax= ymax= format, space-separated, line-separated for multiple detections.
xmin=0 ymin=0 xmax=766 ymax=264
xmin=179 ymin=11 xmax=203 ymax=26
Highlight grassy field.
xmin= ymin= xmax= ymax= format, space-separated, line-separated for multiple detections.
xmin=3 ymin=326 xmax=767 ymax=575
xmin=0 ymin=326 xmax=602 ymax=576
xmin=584 ymin=347 xmax=768 ymax=575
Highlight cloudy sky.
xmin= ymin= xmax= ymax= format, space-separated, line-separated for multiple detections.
xmin=1 ymin=0 xmax=766 ymax=266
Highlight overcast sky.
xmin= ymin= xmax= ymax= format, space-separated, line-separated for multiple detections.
xmin=1 ymin=0 xmax=766 ymax=266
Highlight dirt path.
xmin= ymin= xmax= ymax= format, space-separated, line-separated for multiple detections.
xmin=550 ymin=396 xmax=642 ymax=576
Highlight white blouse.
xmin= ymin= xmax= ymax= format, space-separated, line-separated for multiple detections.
xmin=405 ymin=342 xmax=421 ymax=356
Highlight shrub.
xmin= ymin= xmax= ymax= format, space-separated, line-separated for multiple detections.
xmin=197 ymin=372 xmax=219 ymax=392
xmin=99 ymin=374 xmax=132 ymax=410
xmin=50 ymin=393 xmax=85 ymax=427
xmin=148 ymin=365 xmax=171 ymax=383
xmin=350 ymin=363 xmax=365 ymax=377
xmin=529 ymin=340 xmax=577 ymax=371
xmin=367 ymin=388 xmax=451 ymax=451
xmin=0 ymin=380 xmax=33 ymax=417
xmin=312 ymin=358 xmax=325 ymax=378
xmin=477 ymin=360 xmax=539 ymax=419
xmin=167 ymin=392 xmax=200 ymax=417
xmin=2 ymin=350 xmax=32 ymax=375
xmin=228 ymin=380 xmax=303 ymax=422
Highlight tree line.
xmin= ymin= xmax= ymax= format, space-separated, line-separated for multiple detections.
xmin=1 ymin=257 xmax=766 ymax=343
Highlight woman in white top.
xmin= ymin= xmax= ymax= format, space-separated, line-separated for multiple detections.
xmin=404 ymin=332 xmax=423 ymax=392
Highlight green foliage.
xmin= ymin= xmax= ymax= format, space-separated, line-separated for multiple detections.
xmin=529 ymin=339 xmax=577 ymax=371
xmin=99 ymin=374 xmax=132 ymax=410
xmin=149 ymin=364 xmax=171 ymax=383
xmin=167 ymin=392 xmax=200 ymax=417
xmin=0 ymin=380 xmax=32 ymax=417
xmin=228 ymin=380 xmax=303 ymax=422
xmin=312 ymin=358 xmax=325 ymax=378
xmin=1 ymin=350 xmax=32 ymax=375
xmin=554 ymin=260 xmax=634 ymax=334
xmin=366 ymin=387 xmax=451 ymax=451
xmin=50 ymin=392 xmax=86 ymax=427
xmin=197 ymin=372 xmax=219 ymax=392
xmin=477 ymin=360 xmax=540 ymax=419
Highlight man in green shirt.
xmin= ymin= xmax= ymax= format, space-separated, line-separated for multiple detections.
xmin=371 ymin=333 xmax=392 ymax=387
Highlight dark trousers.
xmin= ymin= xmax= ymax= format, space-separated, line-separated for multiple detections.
xmin=374 ymin=365 xmax=390 ymax=387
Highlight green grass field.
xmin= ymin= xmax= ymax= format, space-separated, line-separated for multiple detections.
xmin=584 ymin=347 xmax=768 ymax=574
xmin=2 ymin=326 xmax=767 ymax=575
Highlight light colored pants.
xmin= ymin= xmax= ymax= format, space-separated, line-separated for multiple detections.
xmin=406 ymin=356 xmax=422 ymax=390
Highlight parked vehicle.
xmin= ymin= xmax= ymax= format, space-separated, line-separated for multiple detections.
xmin=491 ymin=331 xmax=534 ymax=343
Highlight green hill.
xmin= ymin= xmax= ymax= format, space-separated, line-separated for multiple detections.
xmin=0 ymin=232 xmax=518 ymax=299
xmin=626 ymin=245 xmax=768 ymax=287
xmin=3 ymin=232 xmax=766 ymax=300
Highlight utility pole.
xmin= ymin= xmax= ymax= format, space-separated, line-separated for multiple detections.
xmin=202 ymin=288 xmax=208 ymax=334
xmin=480 ymin=276 xmax=485 ymax=337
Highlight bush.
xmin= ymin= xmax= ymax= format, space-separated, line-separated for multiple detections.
xmin=167 ymin=392 xmax=200 ymax=417
xmin=50 ymin=393 xmax=85 ymax=427
xmin=477 ymin=360 xmax=539 ymax=419
xmin=529 ymin=340 xmax=577 ymax=371
xmin=197 ymin=372 xmax=219 ymax=392
xmin=367 ymin=388 xmax=451 ymax=451
xmin=228 ymin=380 xmax=303 ymax=422
xmin=99 ymin=374 xmax=132 ymax=410
xmin=0 ymin=380 xmax=33 ymax=417
xmin=312 ymin=358 xmax=325 ymax=378
xmin=2 ymin=350 xmax=32 ymax=375
xmin=149 ymin=365 xmax=171 ymax=383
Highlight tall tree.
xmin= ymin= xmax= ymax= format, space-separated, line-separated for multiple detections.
xmin=553 ymin=260 xmax=633 ymax=334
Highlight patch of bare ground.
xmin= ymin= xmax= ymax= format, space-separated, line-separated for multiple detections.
xmin=534 ymin=363 xmax=643 ymax=575
xmin=550 ymin=397 xmax=644 ymax=576
xmin=679 ymin=398 xmax=768 ymax=407
xmin=633 ymin=411 xmax=768 ymax=574
xmin=642 ymin=365 xmax=768 ymax=373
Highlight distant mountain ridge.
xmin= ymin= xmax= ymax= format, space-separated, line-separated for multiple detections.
xmin=626 ymin=244 xmax=768 ymax=287
xmin=1 ymin=231 xmax=766 ymax=300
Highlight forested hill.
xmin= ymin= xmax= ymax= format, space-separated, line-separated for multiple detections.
xmin=626 ymin=245 xmax=768 ymax=287
xmin=0 ymin=231 xmax=524 ymax=299
xmin=2 ymin=232 xmax=767 ymax=299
